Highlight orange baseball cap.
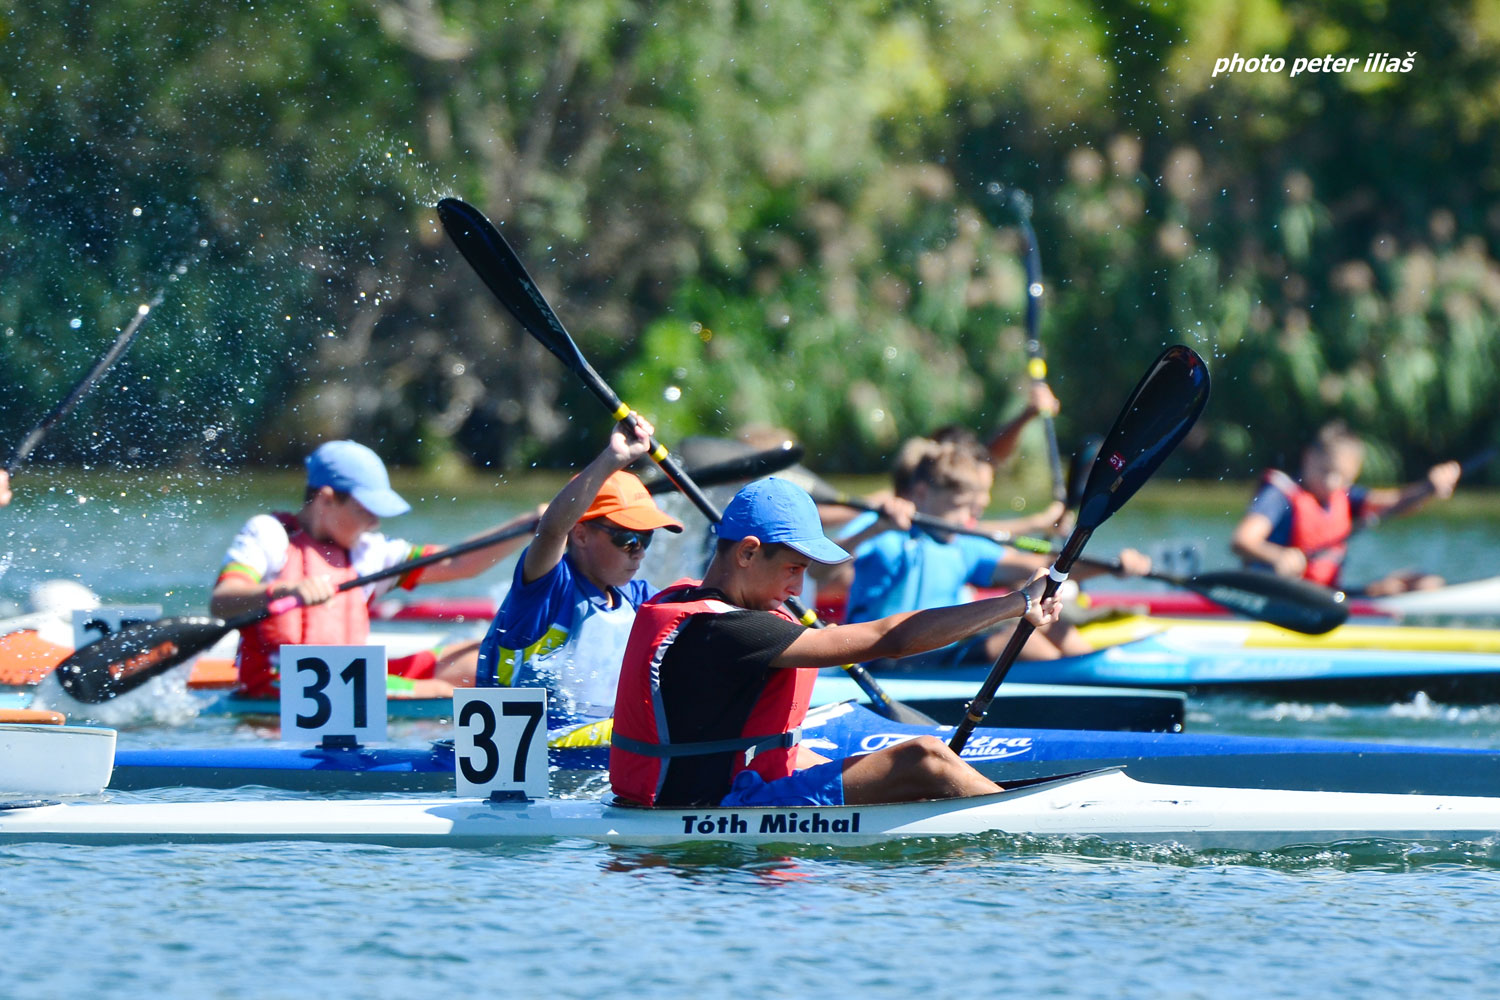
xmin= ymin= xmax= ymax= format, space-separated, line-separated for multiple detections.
xmin=581 ymin=470 xmax=685 ymax=532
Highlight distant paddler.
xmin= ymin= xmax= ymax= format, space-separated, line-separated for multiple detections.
xmin=1231 ymin=421 xmax=1465 ymax=596
xmin=475 ymin=417 xmax=683 ymax=725
xmin=829 ymin=436 xmax=1151 ymax=662
xmin=210 ymin=440 xmax=538 ymax=698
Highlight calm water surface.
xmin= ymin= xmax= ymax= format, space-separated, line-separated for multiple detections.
xmin=3 ymin=470 xmax=1500 ymax=998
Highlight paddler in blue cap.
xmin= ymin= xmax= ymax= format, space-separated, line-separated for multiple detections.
xmin=610 ymin=476 xmax=1061 ymax=809
xmin=475 ymin=417 xmax=683 ymax=725
xmin=211 ymin=440 xmax=536 ymax=698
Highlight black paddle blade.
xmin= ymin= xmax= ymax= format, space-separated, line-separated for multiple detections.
xmin=55 ymin=616 xmax=231 ymax=703
xmin=1066 ymin=435 xmax=1104 ymax=511
xmin=436 ymin=198 xmax=587 ymax=374
xmin=1186 ymin=571 xmax=1350 ymax=635
xmin=1076 ymin=346 xmax=1210 ymax=532
xmin=643 ymin=443 xmax=806 ymax=495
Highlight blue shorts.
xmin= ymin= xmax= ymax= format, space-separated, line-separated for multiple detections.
xmin=719 ymin=759 xmax=846 ymax=807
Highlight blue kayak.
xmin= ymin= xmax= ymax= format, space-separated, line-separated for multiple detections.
xmin=110 ymin=701 xmax=1500 ymax=798
xmin=883 ymin=630 xmax=1500 ymax=702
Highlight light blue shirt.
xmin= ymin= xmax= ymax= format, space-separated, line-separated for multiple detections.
xmin=844 ymin=526 xmax=1005 ymax=623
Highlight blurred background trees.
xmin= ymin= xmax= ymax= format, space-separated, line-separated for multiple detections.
xmin=3 ymin=0 xmax=1498 ymax=487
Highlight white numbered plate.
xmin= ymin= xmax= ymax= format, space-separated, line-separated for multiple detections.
xmin=71 ymin=605 xmax=163 ymax=650
xmin=279 ymin=644 xmax=388 ymax=744
xmin=453 ymin=688 xmax=549 ymax=800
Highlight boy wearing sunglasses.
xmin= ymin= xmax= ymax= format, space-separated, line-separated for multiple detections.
xmin=476 ymin=418 xmax=684 ymax=723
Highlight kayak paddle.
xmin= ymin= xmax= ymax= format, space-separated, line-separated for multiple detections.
xmin=805 ymin=487 xmax=1347 ymax=634
xmin=1012 ymin=190 xmax=1067 ymax=512
xmin=52 ymin=445 xmax=805 ymax=704
xmin=1076 ymin=563 xmax=1348 ymax=635
xmin=6 ymin=287 xmax=164 ymax=477
xmin=438 ymin=196 xmax=938 ymax=726
xmin=950 ymin=345 xmax=1211 ymax=753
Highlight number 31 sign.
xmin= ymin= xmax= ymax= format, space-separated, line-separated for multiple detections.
xmin=279 ymin=645 xmax=388 ymax=745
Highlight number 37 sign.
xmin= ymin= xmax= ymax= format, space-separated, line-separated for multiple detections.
xmin=453 ymin=688 xmax=549 ymax=799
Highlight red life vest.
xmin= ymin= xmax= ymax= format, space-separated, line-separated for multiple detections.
xmin=235 ymin=513 xmax=369 ymax=697
xmin=610 ymin=580 xmax=816 ymax=807
xmin=1263 ymin=469 xmax=1352 ymax=586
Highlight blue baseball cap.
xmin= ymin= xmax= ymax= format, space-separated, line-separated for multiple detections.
xmin=717 ymin=477 xmax=850 ymax=564
xmin=305 ymin=441 xmax=411 ymax=518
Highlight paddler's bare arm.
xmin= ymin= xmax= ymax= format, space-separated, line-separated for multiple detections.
xmin=518 ymin=418 xmax=656 ymax=585
xmin=416 ymin=504 xmax=549 ymax=585
xmin=209 ymin=573 xmax=337 ymax=618
xmin=770 ymin=574 xmax=1059 ymax=670
xmin=1230 ymin=511 xmax=1307 ymax=578
xmin=1362 ymin=460 xmax=1462 ymax=517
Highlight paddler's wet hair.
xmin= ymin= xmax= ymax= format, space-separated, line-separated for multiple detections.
xmin=1310 ymin=421 xmax=1365 ymax=460
xmin=892 ymin=437 xmax=942 ymax=497
xmin=928 ymin=424 xmax=989 ymax=463
xmin=896 ymin=438 xmax=992 ymax=497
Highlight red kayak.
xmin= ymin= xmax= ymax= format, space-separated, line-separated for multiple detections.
xmin=1076 ymin=589 xmax=1389 ymax=619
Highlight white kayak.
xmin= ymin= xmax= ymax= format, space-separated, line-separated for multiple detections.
xmin=1371 ymin=575 xmax=1500 ymax=617
xmin=0 ymin=721 xmax=116 ymax=796
xmin=5 ymin=769 xmax=1500 ymax=850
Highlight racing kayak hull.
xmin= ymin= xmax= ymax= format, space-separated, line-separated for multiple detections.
xmin=889 ymin=629 xmax=1500 ymax=701
xmin=1082 ymin=575 xmax=1500 ymax=620
xmin=1079 ymin=615 xmax=1500 ymax=654
xmin=0 ymin=722 xmax=116 ymax=796
xmin=9 ymin=770 xmax=1500 ymax=850
xmin=109 ymin=703 xmax=1500 ymax=798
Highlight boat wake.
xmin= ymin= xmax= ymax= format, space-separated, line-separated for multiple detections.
xmin=29 ymin=667 xmax=203 ymax=728
xmin=596 ymin=831 xmax=1500 ymax=873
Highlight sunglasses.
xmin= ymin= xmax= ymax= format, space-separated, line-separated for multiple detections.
xmin=595 ymin=523 xmax=654 ymax=553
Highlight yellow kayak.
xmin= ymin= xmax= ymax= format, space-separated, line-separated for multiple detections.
xmin=1078 ymin=614 xmax=1500 ymax=654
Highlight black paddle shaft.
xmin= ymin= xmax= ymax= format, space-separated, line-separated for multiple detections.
xmin=6 ymin=288 xmax=165 ymax=476
xmin=950 ymin=345 xmax=1211 ymax=754
xmin=1014 ymin=192 xmax=1067 ymax=507
xmin=438 ymin=197 xmax=934 ymax=725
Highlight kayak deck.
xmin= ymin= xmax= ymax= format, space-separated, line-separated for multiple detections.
xmin=8 ymin=770 xmax=1500 ymax=850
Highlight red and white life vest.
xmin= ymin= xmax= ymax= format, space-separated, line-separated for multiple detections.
xmin=236 ymin=513 xmax=369 ymax=697
xmin=1263 ymin=469 xmax=1352 ymax=586
xmin=609 ymin=580 xmax=816 ymax=807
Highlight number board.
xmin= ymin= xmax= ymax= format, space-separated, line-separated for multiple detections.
xmin=71 ymin=605 xmax=163 ymax=651
xmin=453 ymin=688 xmax=549 ymax=800
xmin=279 ymin=644 xmax=388 ymax=744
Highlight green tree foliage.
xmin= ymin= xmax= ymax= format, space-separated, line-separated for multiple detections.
xmin=1 ymin=0 xmax=1497 ymax=486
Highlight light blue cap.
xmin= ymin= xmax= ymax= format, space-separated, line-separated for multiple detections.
xmin=717 ymin=477 xmax=850 ymax=564
xmin=305 ymin=441 xmax=411 ymax=518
